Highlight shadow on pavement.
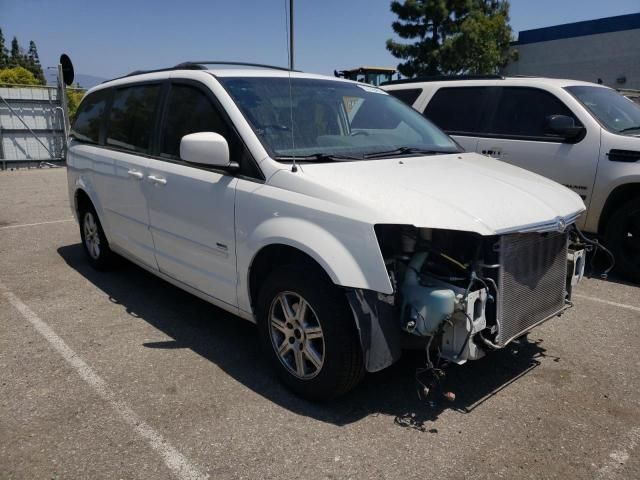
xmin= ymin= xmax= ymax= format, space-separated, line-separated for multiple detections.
xmin=58 ymin=242 xmax=552 ymax=429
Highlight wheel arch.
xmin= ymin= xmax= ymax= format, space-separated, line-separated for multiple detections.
xmin=598 ymin=182 xmax=640 ymax=234
xmin=74 ymin=188 xmax=92 ymax=218
xmin=72 ymin=183 xmax=113 ymax=245
xmin=247 ymin=243 xmax=334 ymax=317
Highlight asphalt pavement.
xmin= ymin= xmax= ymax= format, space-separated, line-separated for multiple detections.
xmin=1 ymin=168 xmax=639 ymax=479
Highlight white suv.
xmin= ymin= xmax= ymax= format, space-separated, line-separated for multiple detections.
xmin=383 ymin=76 xmax=640 ymax=282
xmin=67 ymin=63 xmax=586 ymax=400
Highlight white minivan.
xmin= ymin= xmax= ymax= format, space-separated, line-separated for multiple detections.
xmin=383 ymin=76 xmax=640 ymax=282
xmin=67 ymin=63 xmax=587 ymax=400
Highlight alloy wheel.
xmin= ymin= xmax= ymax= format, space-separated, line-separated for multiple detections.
xmin=83 ymin=211 xmax=101 ymax=260
xmin=268 ymin=291 xmax=325 ymax=380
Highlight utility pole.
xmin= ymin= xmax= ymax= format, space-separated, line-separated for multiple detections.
xmin=289 ymin=0 xmax=294 ymax=70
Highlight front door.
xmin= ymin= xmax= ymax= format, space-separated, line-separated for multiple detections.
xmin=145 ymin=81 xmax=239 ymax=306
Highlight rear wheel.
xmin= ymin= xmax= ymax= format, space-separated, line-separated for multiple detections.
xmin=79 ymin=203 xmax=115 ymax=270
xmin=604 ymin=198 xmax=640 ymax=283
xmin=257 ymin=265 xmax=365 ymax=401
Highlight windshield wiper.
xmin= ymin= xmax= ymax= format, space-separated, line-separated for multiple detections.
xmin=275 ymin=153 xmax=363 ymax=162
xmin=362 ymin=147 xmax=452 ymax=159
xmin=619 ymin=126 xmax=640 ymax=133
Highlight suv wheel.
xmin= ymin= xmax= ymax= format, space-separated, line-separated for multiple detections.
xmin=79 ymin=203 xmax=114 ymax=270
xmin=604 ymin=198 xmax=640 ymax=283
xmin=257 ymin=265 xmax=365 ymax=401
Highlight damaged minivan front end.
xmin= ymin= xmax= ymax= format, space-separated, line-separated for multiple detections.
xmin=347 ymin=220 xmax=587 ymax=373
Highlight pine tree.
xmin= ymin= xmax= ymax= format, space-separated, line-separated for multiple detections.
xmin=26 ymin=40 xmax=45 ymax=84
xmin=0 ymin=29 xmax=9 ymax=68
xmin=9 ymin=36 xmax=23 ymax=68
xmin=386 ymin=0 xmax=515 ymax=77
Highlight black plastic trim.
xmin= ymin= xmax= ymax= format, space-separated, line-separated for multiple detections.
xmin=607 ymin=149 xmax=640 ymax=163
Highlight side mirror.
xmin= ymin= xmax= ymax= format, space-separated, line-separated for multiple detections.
xmin=180 ymin=132 xmax=232 ymax=168
xmin=545 ymin=115 xmax=585 ymax=142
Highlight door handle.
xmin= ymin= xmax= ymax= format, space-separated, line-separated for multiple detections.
xmin=127 ymin=169 xmax=144 ymax=180
xmin=147 ymin=175 xmax=167 ymax=186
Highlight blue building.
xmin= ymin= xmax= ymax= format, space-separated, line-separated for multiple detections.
xmin=503 ymin=13 xmax=640 ymax=90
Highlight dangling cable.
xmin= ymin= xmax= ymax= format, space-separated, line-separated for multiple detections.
xmin=572 ymin=224 xmax=615 ymax=279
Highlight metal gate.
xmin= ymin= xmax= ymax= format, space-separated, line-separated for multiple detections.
xmin=0 ymin=84 xmax=67 ymax=170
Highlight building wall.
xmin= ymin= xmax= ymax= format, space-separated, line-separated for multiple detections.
xmin=503 ymin=29 xmax=640 ymax=90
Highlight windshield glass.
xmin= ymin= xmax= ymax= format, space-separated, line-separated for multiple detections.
xmin=219 ymin=76 xmax=460 ymax=160
xmin=566 ymin=85 xmax=640 ymax=134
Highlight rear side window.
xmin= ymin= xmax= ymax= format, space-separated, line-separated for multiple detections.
xmin=160 ymin=84 xmax=230 ymax=159
xmin=106 ymin=84 xmax=161 ymax=153
xmin=424 ymin=87 xmax=491 ymax=134
xmin=71 ymin=89 xmax=109 ymax=144
xmin=490 ymin=87 xmax=580 ymax=138
xmin=388 ymin=88 xmax=422 ymax=107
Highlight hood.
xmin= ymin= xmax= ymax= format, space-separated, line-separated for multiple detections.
xmin=272 ymin=152 xmax=585 ymax=236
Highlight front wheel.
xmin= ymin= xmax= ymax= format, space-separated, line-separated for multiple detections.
xmin=257 ymin=265 xmax=365 ymax=401
xmin=604 ymin=198 xmax=640 ymax=283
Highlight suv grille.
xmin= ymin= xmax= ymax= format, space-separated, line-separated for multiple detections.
xmin=495 ymin=231 xmax=568 ymax=346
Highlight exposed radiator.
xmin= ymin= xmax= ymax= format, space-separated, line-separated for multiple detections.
xmin=495 ymin=231 xmax=568 ymax=346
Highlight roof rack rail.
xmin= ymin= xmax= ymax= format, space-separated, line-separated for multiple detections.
xmin=381 ymin=74 xmax=504 ymax=86
xmin=103 ymin=61 xmax=295 ymax=84
xmin=174 ymin=61 xmax=295 ymax=72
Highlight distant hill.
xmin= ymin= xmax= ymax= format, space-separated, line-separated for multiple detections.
xmin=45 ymin=70 xmax=106 ymax=89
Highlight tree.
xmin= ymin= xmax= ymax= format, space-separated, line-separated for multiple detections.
xmin=386 ymin=0 xmax=516 ymax=77
xmin=9 ymin=36 xmax=22 ymax=67
xmin=0 ymin=29 xmax=9 ymax=68
xmin=0 ymin=66 xmax=40 ymax=85
xmin=26 ymin=40 xmax=45 ymax=84
xmin=66 ymin=88 xmax=86 ymax=123
xmin=0 ymin=33 xmax=46 ymax=85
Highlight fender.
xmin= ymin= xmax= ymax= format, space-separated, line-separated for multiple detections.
xmin=236 ymin=216 xmax=393 ymax=315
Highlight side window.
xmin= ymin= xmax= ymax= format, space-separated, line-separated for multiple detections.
xmin=423 ymin=87 xmax=492 ymax=135
xmin=106 ymin=84 xmax=161 ymax=153
xmin=70 ymin=89 xmax=109 ymax=144
xmin=160 ymin=84 xmax=230 ymax=159
xmin=387 ymin=88 xmax=422 ymax=107
xmin=490 ymin=87 xmax=581 ymax=138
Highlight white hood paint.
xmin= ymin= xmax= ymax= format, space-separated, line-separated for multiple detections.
xmin=275 ymin=152 xmax=586 ymax=236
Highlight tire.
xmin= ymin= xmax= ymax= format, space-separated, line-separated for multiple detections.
xmin=256 ymin=265 xmax=365 ymax=401
xmin=79 ymin=202 xmax=115 ymax=271
xmin=604 ymin=197 xmax=640 ymax=283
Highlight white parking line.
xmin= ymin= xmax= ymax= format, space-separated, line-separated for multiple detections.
xmin=0 ymin=280 xmax=208 ymax=480
xmin=573 ymin=294 xmax=640 ymax=314
xmin=0 ymin=218 xmax=74 ymax=230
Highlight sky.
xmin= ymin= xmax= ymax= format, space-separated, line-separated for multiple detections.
xmin=1 ymin=0 xmax=639 ymax=82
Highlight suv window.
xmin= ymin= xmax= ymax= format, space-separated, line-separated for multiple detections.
xmin=424 ymin=87 xmax=492 ymax=135
xmin=388 ymin=88 xmax=422 ymax=107
xmin=490 ymin=87 xmax=580 ymax=138
xmin=160 ymin=84 xmax=229 ymax=159
xmin=106 ymin=84 xmax=161 ymax=153
xmin=71 ymin=89 xmax=109 ymax=144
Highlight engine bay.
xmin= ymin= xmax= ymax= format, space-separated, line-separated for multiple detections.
xmin=374 ymin=224 xmax=586 ymax=366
